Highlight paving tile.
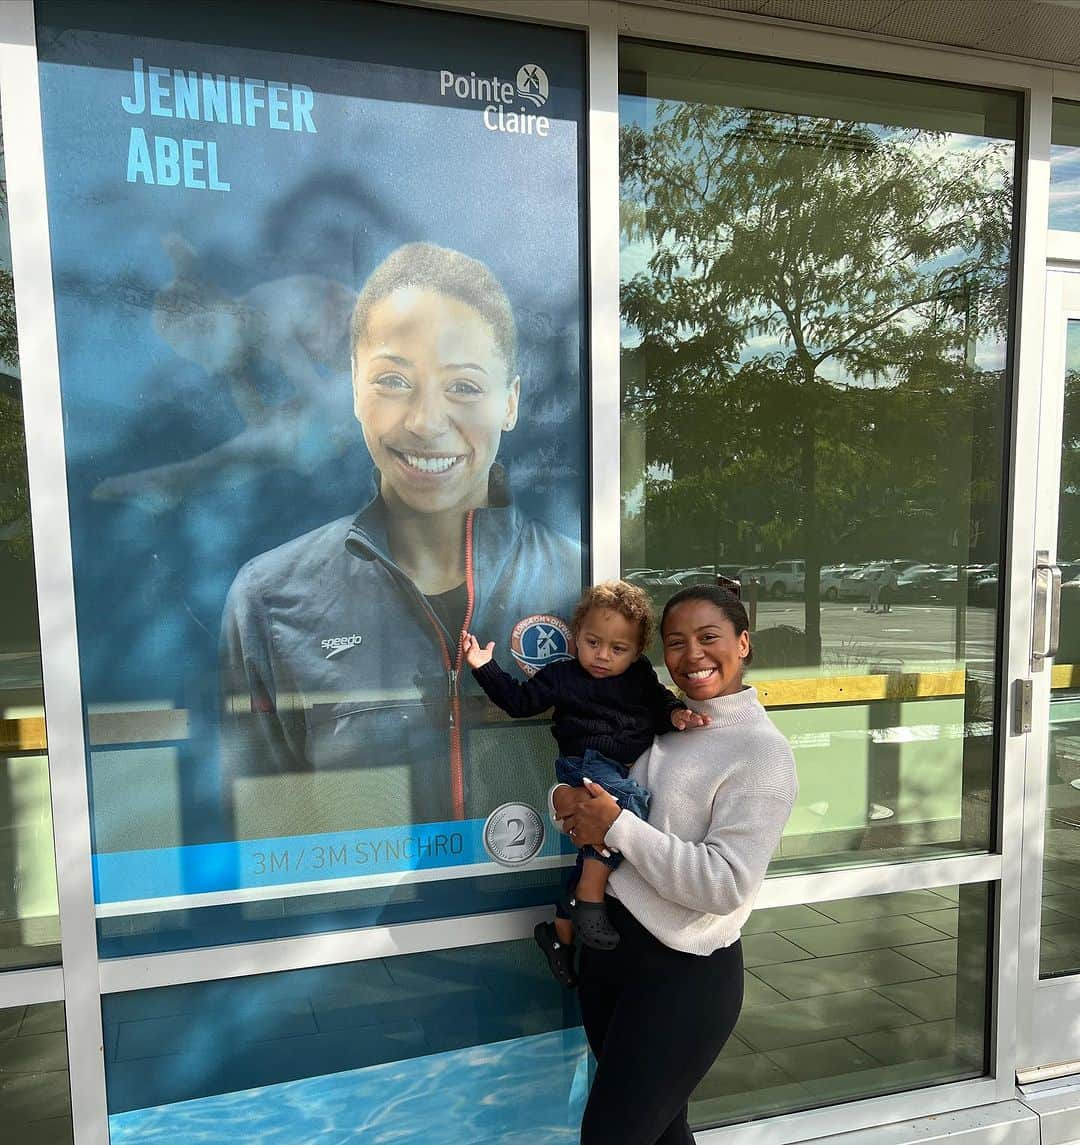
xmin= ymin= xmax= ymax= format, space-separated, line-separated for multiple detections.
xmin=810 ymin=891 xmax=950 ymax=923
xmin=909 ymin=909 xmax=959 ymax=938
xmin=742 ymin=973 xmax=790 ymax=1009
xmin=926 ymin=886 xmax=960 ymax=903
xmin=16 ymin=1115 xmax=73 ymax=1145
xmin=690 ymin=1078 xmax=811 ymax=1126
xmin=716 ymin=1033 xmax=752 ymax=1059
xmin=0 ymin=1068 xmax=71 ymax=1122
xmin=751 ymin=948 xmax=938 ymax=1000
xmin=116 ymin=997 xmax=318 ymax=1063
xmin=897 ymin=939 xmax=957 ymax=975
xmin=742 ymin=905 xmax=835 ymax=934
xmin=0 ymin=1031 xmax=69 ymax=1076
xmin=693 ymin=1050 xmax=801 ymax=1098
xmin=765 ymin=1036 xmax=880 ymax=1083
xmin=875 ymin=976 xmax=957 ymax=1022
xmin=850 ymin=1018 xmax=970 ymax=1067
xmin=1040 ymin=866 xmax=1080 ymax=890
xmin=0 ymin=1007 xmax=25 ymax=1040
xmin=735 ymin=987 xmax=923 ymax=1052
xmin=19 ymin=1004 xmax=65 ymax=1037
xmin=742 ymin=932 xmax=815 ymax=967
xmin=779 ymin=916 xmax=946 ymax=957
xmin=1042 ymin=893 xmax=1080 ymax=920
xmin=1041 ymin=906 xmax=1080 ymax=931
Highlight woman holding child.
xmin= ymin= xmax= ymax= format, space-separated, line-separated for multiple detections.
xmin=556 ymin=584 xmax=798 ymax=1145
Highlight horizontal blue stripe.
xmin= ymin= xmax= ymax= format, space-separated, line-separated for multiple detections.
xmin=93 ymin=819 xmax=571 ymax=904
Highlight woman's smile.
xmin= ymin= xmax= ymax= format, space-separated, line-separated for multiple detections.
xmin=388 ymin=447 xmax=468 ymax=477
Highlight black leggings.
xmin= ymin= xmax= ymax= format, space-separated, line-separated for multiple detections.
xmin=577 ymin=897 xmax=743 ymax=1145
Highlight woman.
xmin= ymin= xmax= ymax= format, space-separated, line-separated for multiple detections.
xmin=555 ymin=585 xmax=798 ymax=1145
xmin=221 ymin=243 xmax=582 ymax=827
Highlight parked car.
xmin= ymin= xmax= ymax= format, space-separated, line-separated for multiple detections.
xmin=820 ymin=564 xmax=863 ymax=600
xmin=760 ymin=559 xmax=805 ymax=599
xmin=837 ymin=563 xmax=889 ymax=601
xmin=736 ymin=565 xmax=770 ymax=590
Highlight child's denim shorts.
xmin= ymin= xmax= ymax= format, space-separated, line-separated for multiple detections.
xmin=554 ymin=747 xmax=651 ymax=918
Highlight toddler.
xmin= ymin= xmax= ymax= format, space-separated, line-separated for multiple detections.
xmin=463 ymin=580 xmax=707 ymax=986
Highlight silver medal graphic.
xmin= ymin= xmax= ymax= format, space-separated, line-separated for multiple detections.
xmin=482 ymin=802 xmax=545 ymax=867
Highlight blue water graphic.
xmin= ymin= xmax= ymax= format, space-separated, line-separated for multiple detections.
xmin=109 ymin=1027 xmax=590 ymax=1143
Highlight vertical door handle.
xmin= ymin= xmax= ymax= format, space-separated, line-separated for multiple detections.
xmin=1032 ymin=550 xmax=1063 ymax=668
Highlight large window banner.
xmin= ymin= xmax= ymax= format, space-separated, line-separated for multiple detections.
xmin=36 ymin=0 xmax=587 ymax=937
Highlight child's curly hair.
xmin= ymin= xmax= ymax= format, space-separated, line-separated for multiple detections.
xmin=570 ymin=580 xmax=655 ymax=652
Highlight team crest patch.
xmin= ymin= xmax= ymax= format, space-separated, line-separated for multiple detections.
xmin=510 ymin=614 xmax=575 ymax=678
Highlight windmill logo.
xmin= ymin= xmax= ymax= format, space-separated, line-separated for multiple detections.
xmin=516 ymin=64 xmax=549 ymax=108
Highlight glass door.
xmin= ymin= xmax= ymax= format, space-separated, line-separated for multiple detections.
xmin=1018 ymin=269 xmax=1080 ymax=1074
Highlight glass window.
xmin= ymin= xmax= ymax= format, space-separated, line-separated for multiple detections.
xmin=103 ymin=940 xmax=584 ymax=1142
xmin=1043 ymin=318 xmax=1080 ymax=978
xmin=36 ymin=0 xmax=588 ymax=954
xmin=619 ymin=40 xmax=1019 ymax=870
xmin=0 ymin=118 xmax=60 ymax=970
xmin=1051 ymin=100 xmax=1080 ymax=232
xmin=101 ymin=886 xmax=989 ymax=1140
xmin=0 ymin=1003 xmax=72 ymax=1145
xmin=693 ymin=883 xmax=990 ymax=1127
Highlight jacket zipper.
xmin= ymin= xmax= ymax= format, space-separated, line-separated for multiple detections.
xmin=416 ymin=509 xmax=476 ymax=820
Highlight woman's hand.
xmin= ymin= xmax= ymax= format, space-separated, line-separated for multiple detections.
xmin=560 ymin=778 xmax=622 ymax=848
xmin=671 ymin=708 xmax=711 ymax=731
xmin=552 ymin=783 xmax=591 ymax=821
xmin=462 ymin=632 xmax=494 ymax=669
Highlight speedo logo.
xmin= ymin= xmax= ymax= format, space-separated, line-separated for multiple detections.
xmin=438 ymin=64 xmax=552 ymax=137
xmin=321 ymin=634 xmax=363 ymax=658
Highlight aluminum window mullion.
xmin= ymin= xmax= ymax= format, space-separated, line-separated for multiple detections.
xmin=0 ymin=965 xmax=65 ymax=1009
xmin=96 ymin=850 xmax=1002 ymax=994
xmin=695 ymin=1079 xmax=1013 ymax=1145
xmin=588 ymin=0 xmax=622 ymax=582
xmin=0 ymin=4 xmax=108 ymax=1144
xmin=997 ymin=72 xmax=1053 ymax=1093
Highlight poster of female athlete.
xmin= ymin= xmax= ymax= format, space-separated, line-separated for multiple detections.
xmin=36 ymin=0 xmax=587 ymax=944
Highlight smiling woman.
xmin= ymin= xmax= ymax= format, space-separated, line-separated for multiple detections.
xmin=220 ymin=242 xmax=582 ymax=825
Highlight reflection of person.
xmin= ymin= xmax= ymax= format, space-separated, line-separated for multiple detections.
xmin=554 ymin=586 xmax=797 ymax=1145
xmin=866 ymin=570 xmax=882 ymax=613
xmin=221 ymin=243 xmax=582 ymax=825
xmin=463 ymin=581 xmax=707 ymax=980
xmin=880 ymin=565 xmax=899 ymax=613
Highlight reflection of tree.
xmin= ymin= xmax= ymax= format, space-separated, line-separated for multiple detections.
xmin=0 ymin=121 xmax=28 ymax=559
xmin=622 ymin=104 xmax=1013 ymax=663
xmin=1061 ymin=370 xmax=1080 ymax=559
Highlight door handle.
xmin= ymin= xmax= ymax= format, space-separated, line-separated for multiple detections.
xmin=1032 ymin=550 xmax=1063 ymax=669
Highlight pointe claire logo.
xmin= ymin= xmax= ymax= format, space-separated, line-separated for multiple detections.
xmin=438 ymin=64 xmax=552 ymax=137
xmin=510 ymin=614 xmax=574 ymax=678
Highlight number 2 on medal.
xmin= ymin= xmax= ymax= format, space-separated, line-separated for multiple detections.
xmin=507 ymin=818 xmax=526 ymax=847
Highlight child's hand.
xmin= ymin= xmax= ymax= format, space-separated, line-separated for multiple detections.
xmin=463 ymin=633 xmax=495 ymax=669
xmin=671 ymin=708 xmax=711 ymax=731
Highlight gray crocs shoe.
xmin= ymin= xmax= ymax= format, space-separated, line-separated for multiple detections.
xmin=571 ymin=898 xmax=620 ymax=950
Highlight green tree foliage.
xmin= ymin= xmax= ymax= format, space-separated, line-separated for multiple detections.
xmin=621 ymin=101 xmax=1014 ymax=663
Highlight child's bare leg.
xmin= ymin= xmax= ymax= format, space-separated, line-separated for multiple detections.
xmin=575 ymin=857 xmax=612 ymax=902
xmin=555 ymin=917 xmax=574 ymax=945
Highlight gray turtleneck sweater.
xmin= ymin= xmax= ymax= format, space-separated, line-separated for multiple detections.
xmin=554 ymin=685 xmax=797 ymax=956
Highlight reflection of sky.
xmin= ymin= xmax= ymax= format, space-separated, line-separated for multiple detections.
xmin=1051 ymin=146 xmax=1080 ymax=231
xmin=619 ymin=97 xmax=1011 ymax=385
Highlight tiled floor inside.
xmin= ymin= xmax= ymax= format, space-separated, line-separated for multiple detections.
xmin=691 ymin=885 xmax=986 ymax=1125
xmin=0 ymin=1001 xmax=72 ymax=1145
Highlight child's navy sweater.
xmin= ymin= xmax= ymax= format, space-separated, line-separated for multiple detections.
xmin=472 ymin=656 xmax=685 ymax=766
